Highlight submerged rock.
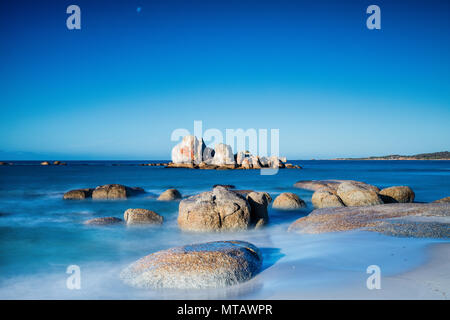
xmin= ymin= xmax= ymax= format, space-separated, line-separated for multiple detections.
xmin=157 ymin=188 xmax=182 ymax=201
xmin=124 ymin=208 xmax=163 ymax=225
xmin=336 ymin=181 xmax=382 ymax=207
xmin=120 ymin=240 xmax=262 ymax=289
xmin=288 ymin=203 xmax=450 ymax=238
xmin=63 ymin=188 xmax=94 ymax=200
xmin=84 ymin=217 xmax=123 ymax=225
xmin=311 ymin=187 xmax=345 ymax=209
xmin=379 ymin=186 xmax=415 ymax=203
xmin=178 ymin=186 xmax=251 ymax=232
xmin=272 ymin=193 xmax=306 ymax=210
xmin=92 ymin=184 xmax=145 ymax=200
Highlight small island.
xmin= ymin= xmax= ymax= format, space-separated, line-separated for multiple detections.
xmin=333 ymin=151 xmax=450 ymax=160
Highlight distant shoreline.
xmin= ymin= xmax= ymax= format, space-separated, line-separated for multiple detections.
xmin=331 ymin=151 xmax=450 ymax=161
xmin=331 ymin=158 xmax=450 ymax=160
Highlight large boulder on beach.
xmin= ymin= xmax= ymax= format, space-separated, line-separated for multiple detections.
xmin=178 ymin=186 xmax=251 ymax=232
xmin=124 ymin=208 xmax=163 ymax=225
xmin=272 ymin=192 xmax=306 ymax=210
xmin=120 ymin=240 xmax=262 ymax=289
xmin=246 ymin=192 xmax=271 ymax=227
xmin=311 ymin=187 xmax=345 ymax=209
xmin=288 ymin=203 xmax=450 ymax=238
xmin=63 ymin=188 xmax=94 ymax=200
xmin=157 ymin=188 xmax=182 ymax=201
xmin=211 ymin=143 xmax=235 ymax=166
xmin=92 ymin=184 xmax=144 ymax=200
xmin=171 ymin=135 xmax=205 ymax=165
xmin=434 ymin=196 xmax=450 ymax=203
xmin=379 ymin=186 xmax=415 ymax=203
xmin=84 ymin=217 xmax=123 ymax=225
xmin=336 ymin=181 xmax=382 ymax=206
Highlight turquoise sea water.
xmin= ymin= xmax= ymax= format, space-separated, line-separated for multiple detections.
xmin=0 ymin=160 xmax=449 ymax=299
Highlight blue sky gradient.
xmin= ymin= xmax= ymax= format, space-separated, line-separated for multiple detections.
xmin=0 ymin=0 xmax=449 ymax=159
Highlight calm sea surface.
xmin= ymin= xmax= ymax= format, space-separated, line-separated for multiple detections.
xmin=0 ymin=160 xmax=449 ymax=299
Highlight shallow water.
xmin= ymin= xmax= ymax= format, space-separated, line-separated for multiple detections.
xmin=0 ymin=160 xmax=449 ymax=299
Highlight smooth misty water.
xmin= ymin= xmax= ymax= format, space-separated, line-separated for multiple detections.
xmin=0 ymin=160 xmax=449 ymax=299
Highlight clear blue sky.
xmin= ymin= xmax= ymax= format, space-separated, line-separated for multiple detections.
xmin=0 ymin=0 xmax=449 ymax=160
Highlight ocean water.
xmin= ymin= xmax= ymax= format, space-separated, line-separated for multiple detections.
xmin=0 ymin=160 xmax=449 ymax=299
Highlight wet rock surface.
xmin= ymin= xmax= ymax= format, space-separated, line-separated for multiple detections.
xmin=272 ymin=192 xmax=306 ymax=210
xmin=124 ymin=209 xmax=164 ymax=225
xmin=120 ymin=240 xmax=262 ymax=289
xmin=288 ymin=203 xmax=450 ymax=238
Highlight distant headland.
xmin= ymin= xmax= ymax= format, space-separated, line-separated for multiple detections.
xmin=332 ymin=151 xmax=450 ymax=160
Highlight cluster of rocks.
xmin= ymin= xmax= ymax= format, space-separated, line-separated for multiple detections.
xmin=157 ymin=188 xmax=182 ymax=201
xmin=41 ymin=161 xmax=67 ymax=166
xmin=63 ymin=184 xmax=145 ymax=200
xmin=177 ymin=186 xmax=272 ymax=231
xmin=61 ymin=175 xmax=449 ymax=290
xmin=168 ymin=135 xmax=301 ymax=170
xmin=294 ymin=179 xmax=415 ymax=209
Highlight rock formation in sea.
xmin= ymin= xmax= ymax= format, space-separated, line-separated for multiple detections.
xmin=178 ymin=186 xmax=251 ymax=232
xmin=295 ymin=179 xmax=416 ymax=209
xmin=168 ymin=135 xmax=299 ymax=170
xmin=288 ymin=203 xmax=450 ymax=238
xmin=63 ymin=184 xmax=145 ymax=200
xmin=171 ymin=135 xmax=205 ymax=165
xmin=177 ymin=186 xmax=271 ymax=231
xmin=120 ymin=240 xmax=262 ymax=289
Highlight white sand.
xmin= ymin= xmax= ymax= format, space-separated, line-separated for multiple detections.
xmin=267 ymin=241 xmax=450 ymax=299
